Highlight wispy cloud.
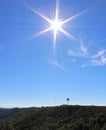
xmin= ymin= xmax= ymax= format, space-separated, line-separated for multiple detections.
xmin=68 ymin=37 xmax=106 ymax=67
xmin=49 ymin=60 xmax=67 ymax=71
xmin=91 ymin=50 xmax=106 ymax=58
xmin=68 ymin=37 xmax=88 ymax=57
xmin=79 ymin=37 xmax=88 ymax=56
xmin=90 ymin=49 xmax=106 ymax=66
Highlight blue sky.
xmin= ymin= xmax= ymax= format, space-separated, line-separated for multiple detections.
xmin=0 ymin=0 xmax=106 ymax=107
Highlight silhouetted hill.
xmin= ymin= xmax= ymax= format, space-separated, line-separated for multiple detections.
xmin=0 ymin=105 xmax=106 ymax=130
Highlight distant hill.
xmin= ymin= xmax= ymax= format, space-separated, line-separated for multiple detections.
xmin=0 ymin=105 xmax=106 ymax=130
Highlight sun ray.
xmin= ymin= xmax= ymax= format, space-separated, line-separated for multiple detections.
xmin=53 ymin=30 xmax=57 ymax=49
xmin=56 ymin=0 xmax=59 ymax=20
xmin=22 ymin=0 xmax=88 ymax=49
xmin=34 ymin=10 xmax=52 ymax=24
xmin=22 ymin=1 xmax=52 ymax=24
xmin=61 ymin=9 xmax=88 ymax=24
xmin=31 ymin=27 xmax=52 ymax=39
xmin=59 ymin=28 xmax=76 ymax=41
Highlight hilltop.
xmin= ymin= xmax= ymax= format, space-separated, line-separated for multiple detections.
xmin=0 ymin=105 xmax=106 ymax=130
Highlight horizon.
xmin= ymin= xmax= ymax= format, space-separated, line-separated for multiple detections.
xmin=1 ymin=103 xmax=106 ymax=109
xmin=1 ymin=102 xmax=106 ymax=109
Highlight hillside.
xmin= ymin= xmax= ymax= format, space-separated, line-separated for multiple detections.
xmin=0 ymin=105 xmax=106 ymax=130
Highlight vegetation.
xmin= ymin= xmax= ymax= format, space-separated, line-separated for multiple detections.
xmin=0 ymin=105 xmax=106 ymax=130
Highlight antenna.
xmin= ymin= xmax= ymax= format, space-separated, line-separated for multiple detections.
xmin=54 ymin=96 xmax=56 ymax=106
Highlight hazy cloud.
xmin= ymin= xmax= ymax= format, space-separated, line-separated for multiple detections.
xmin=68 ymin=38 xmax=88 ymax=57
xmin=90 ymin=50 xmax=106 ymax=66
xmin=49 ymin=60 xmax=67 ymax=71
xmin=90 ymin=59 xmax=105 ymax=66
xmin=68 ymin=37 xmax=106 ymax=67
xmin=68 ymin=50 xmax=81 ymax=57
xmin=79 ymin=38 xmax=88 ymax=56
xmin=91 ymin=50 xmax=106 ymax=59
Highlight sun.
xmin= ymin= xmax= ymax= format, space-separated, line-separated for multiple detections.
xmin=50 ymin=18 xmax=63 ymax=48
xmin=51 ymin=19 xmax=62 ymax=32
xmin=25 ymin=0 xmax=87 ymax=49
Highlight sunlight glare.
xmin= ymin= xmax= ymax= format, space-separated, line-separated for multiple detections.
xmin=51 ymin=19 xmax=62 ymax=32
xmin=25 ymin=0 xmax=87 ymax=49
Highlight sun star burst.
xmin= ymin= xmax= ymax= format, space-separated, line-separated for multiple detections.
xmin=25 ymin=0 xmax=87 ymax=49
